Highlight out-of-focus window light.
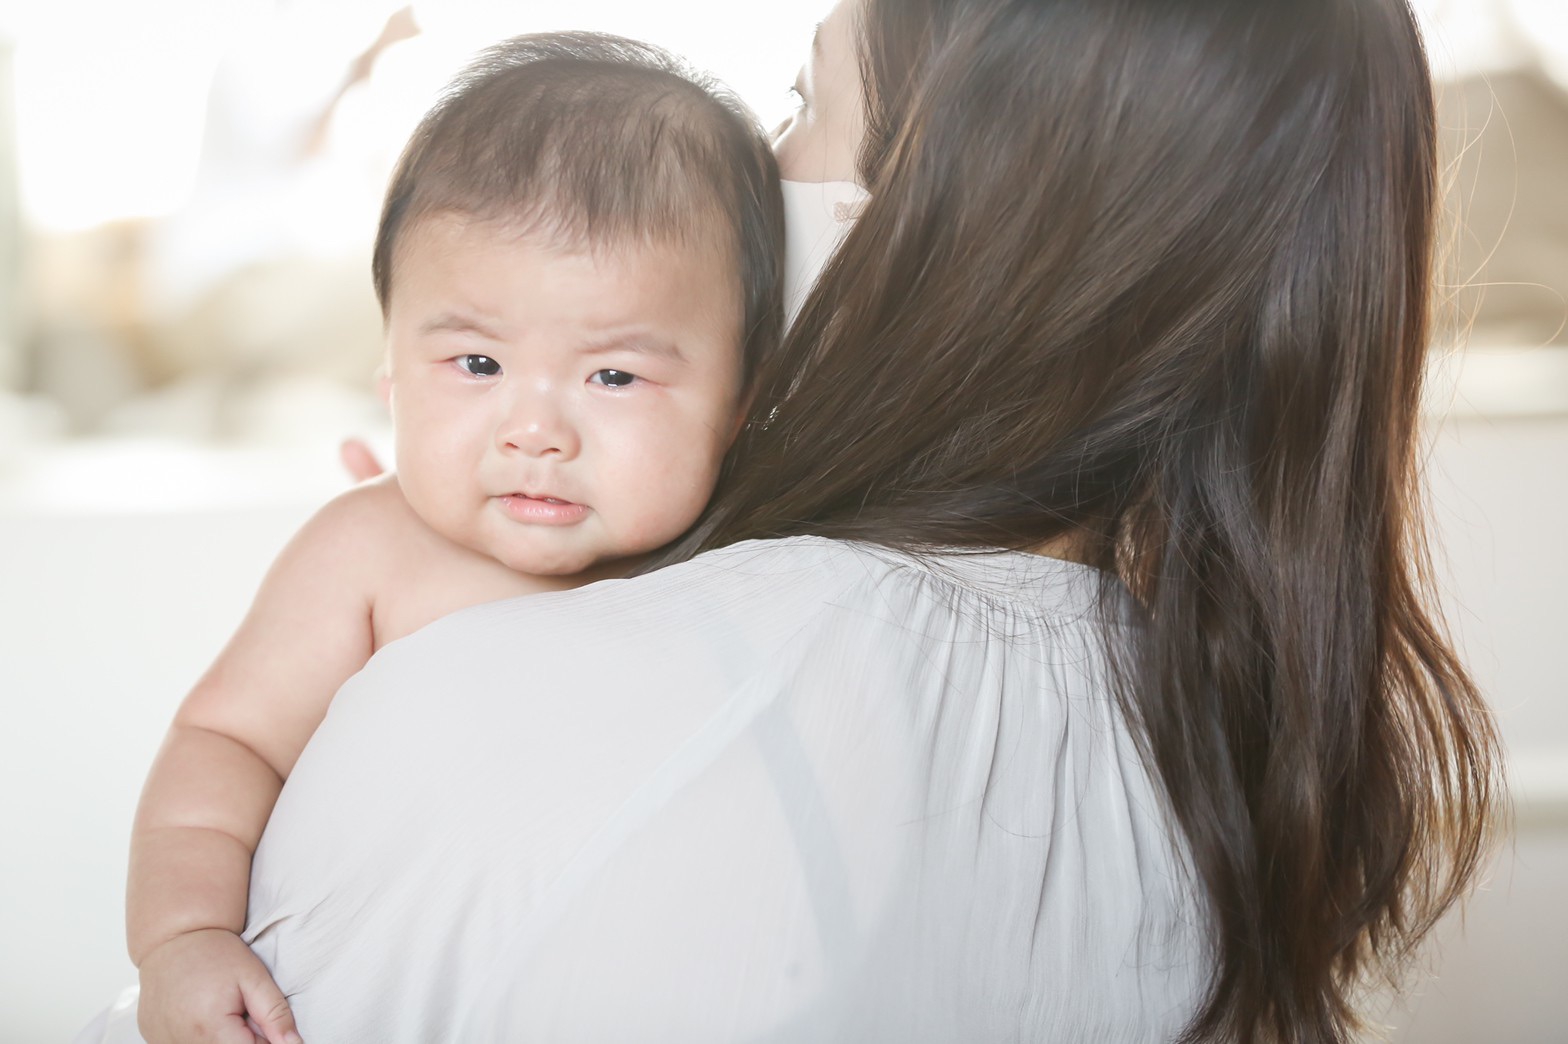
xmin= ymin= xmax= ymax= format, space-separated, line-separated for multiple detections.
xmin=6 ymin=0 xmax=817 ymax=234
xmin=12 ymin=0 xmax=244 ymax=231
xmin=1411 ymin=0 xmax=1568 ymax=83
xmin=1508 ymin=0 xmax=1568 ymax=89
xmin=401 ymin=1 xmax=812 ymax=127
xmin=1412 ymin=0 xmax=1520 ymax=81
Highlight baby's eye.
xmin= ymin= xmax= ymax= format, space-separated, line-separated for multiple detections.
xmin=455 ymin=355 xmax=501 ymax=377
xmin=590 ymin=369 xmax=638 ymax=389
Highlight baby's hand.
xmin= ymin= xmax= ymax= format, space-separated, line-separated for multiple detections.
xmin=137 ymin=928 xmax=303 ymax=1044
xmin=339 ymin=438 xmax=387 ymax=483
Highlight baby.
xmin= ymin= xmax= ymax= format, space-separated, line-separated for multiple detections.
xmin=115 ymin=32 xmax=781 ymax=1044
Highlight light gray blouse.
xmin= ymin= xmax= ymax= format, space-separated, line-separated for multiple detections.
xmin=233 ymin=536 xmax=1209 ymax=1040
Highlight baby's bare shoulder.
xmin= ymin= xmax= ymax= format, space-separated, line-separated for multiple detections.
xmin=289 ymin=476 xmax=424 ymax=569
xmin=323 ymin=474 xmax=418 ymax=528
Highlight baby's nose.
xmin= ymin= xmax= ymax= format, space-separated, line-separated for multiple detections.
xmin=496 ymin=385 xmax=580 ymax=459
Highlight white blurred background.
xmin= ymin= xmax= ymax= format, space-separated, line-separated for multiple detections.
xmin=0 ymin=1 xmax=1563 ymax=1040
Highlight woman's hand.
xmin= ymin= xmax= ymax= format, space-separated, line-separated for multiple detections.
xmin=339 ymin=438 xmax=387 ymax=482
xmin=137 ymin=929 xmax=303 ymax=1044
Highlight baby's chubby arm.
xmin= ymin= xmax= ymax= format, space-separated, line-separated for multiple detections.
xmin=127 ymin=480 xmax=398 ymax=1040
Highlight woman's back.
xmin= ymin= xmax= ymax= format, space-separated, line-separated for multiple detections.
xmin=241 ymin=537 xmax=1206 ymax=1041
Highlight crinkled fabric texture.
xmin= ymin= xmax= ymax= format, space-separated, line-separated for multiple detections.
xmin=87 ymin=537 xmax=1210 ymax=1043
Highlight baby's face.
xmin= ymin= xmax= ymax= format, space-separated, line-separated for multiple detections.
xmin=385 ymin=212 xmax=746 ymax=576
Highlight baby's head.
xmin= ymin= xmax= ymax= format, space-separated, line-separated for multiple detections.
xmin=373 ymin=32 xmax=782 ymax=577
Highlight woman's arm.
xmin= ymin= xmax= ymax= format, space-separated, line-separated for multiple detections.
xmin=126 ymin=484 xmax=387 ymax=1040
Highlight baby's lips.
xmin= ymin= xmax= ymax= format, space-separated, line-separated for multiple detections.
xmin=507 ymin=490 xmax=581 ymax=507
xmin=496 ymin=492 xmax=591 ymax=524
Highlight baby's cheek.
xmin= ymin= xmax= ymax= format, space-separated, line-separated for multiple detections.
xmin=613 ymin=510 xmax=692 ymax=555
xmin=401 ymin=475 xmax=462 ymax=545
xmin=613 ymin=481 xmax=709 ymax=552
xmin=597 ymin=424 xmax=726 ymax=548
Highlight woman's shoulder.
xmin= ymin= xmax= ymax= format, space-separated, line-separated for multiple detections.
xmin=391 ymin=535 xmax=1124 ymax=709
xmin=394 ymin=537 xmax=885 ymax=666
xmin=443 ymin=535 xmax=1119 ymax=648
xmin=688 ymin=536 xmax=1120 ymax=635
xmin=668 ymin=535 xmax=1112 ymax=607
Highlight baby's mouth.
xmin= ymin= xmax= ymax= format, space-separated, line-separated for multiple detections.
xmin=497 ymin=492 xmax=589 ymax=524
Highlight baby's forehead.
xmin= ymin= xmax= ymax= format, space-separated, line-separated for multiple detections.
xmin=387 ymin=209 xmax=748 ymax=345
xmin=395 ymin=207 xmax=742 ymax=281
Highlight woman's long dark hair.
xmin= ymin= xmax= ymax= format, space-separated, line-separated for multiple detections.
xmin=658 ymin=0 xmax=1502 ymax=1039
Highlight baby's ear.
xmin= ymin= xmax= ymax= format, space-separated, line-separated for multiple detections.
xmin=374 ymin=362 xmax=392 ymax=406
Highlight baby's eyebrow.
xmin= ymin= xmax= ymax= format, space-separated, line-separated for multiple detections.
xmin=580 ymin=334 xmax=688 ymax=365
xmin=420 ymin=312 xmax=504 ymax=340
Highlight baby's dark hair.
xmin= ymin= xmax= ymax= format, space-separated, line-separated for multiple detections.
xmin=372 ymin=31 xmax=784 ymax=383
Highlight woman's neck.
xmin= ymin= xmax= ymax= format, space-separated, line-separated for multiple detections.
xmin=1029 ymin=529 xmax=1099 ymax=569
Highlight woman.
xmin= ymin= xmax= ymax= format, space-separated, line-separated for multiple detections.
xmin=126 ymin=0 xmax=1501 ymax=1040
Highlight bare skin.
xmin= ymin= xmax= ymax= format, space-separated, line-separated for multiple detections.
xmin=772 ymin=0 xmax=866 ymax=183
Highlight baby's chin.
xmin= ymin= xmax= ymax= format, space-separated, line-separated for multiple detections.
xmin=491 ymin=542 xmax=648 ymax=583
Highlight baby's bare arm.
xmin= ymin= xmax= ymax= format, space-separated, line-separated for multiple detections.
xmin=127 ymin=483 xmax=396 ymax=966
